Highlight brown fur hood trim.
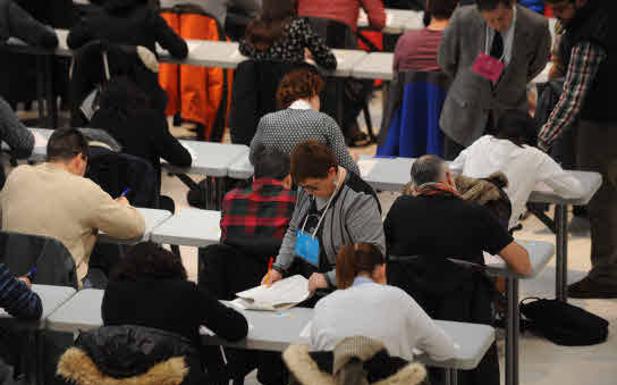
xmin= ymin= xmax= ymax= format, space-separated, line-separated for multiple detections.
xmin=57 ymin=347 xmax=188 ymax=385
xmin=455 ymin=172 xmax=508 ymax=205
xmin=283 ymin=344 xmax=427 ymax=385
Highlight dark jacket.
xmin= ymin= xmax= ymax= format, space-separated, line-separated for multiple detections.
xmin=102 ymin=278 xmax=248 ymax=348
xmin=90 ymin=104 xmax=192 ymax=187
xmin=67 ymin=0 xmax=188 ymax=59
xmin=229 ymin=60 xmax=298 ymax=145
xmin=0 ymin=0 xmax=58 ymax=47
xmin=559 ymin=0 xmax=612 ymax=122
xmin=57 ymin=325 xmax=200 ymax=385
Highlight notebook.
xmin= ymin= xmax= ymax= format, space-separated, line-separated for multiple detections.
xmin=232 ymin=275 xmax=310 ymax=311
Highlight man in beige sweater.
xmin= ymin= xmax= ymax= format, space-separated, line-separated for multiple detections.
xmin=0 ymin=129 xmax=145 ymax=282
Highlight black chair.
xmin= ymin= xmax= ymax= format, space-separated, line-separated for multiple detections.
xmin=0 ymin=231 xmax=77 ymax=288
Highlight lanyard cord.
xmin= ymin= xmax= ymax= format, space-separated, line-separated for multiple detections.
xmin=301 ymin=181 xmax=340 ymax=238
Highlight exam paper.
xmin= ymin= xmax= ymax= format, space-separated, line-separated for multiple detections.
xmin=234 ymin=275 xmax=310 ymax=311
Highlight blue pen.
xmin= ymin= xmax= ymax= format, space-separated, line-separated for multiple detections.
xmin=120 ymin=187 xmax=131 ymax=198
xmin=26 ymin=266 xmax=37 ymax=280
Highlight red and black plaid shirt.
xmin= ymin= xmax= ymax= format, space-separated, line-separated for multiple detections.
xmin=221 ymin=178 xmax=296 ymax=243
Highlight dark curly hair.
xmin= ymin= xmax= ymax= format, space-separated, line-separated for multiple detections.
xmin=110 ymin=242 xmax=187 ymax=281
xmin=276 ymin=67 xmax=325 ymax=109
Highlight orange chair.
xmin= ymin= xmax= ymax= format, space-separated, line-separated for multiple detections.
xmin=159 ymin=7 xmax=232 ymax=141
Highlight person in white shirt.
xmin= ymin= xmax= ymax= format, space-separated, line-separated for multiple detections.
xmin=450 ymin=110 xmax=585 ymax=230
xmin=311 ymin=243 xmax=456 ymax=362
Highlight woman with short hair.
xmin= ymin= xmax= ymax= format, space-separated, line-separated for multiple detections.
xmin=250 ymin=67 xmax=359 ymax=174
xmin=263 ymin=141 xmax=384 ymax=295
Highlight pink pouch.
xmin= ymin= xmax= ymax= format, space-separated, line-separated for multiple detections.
xmin=472 ymin=52 xmax=505 ymax=83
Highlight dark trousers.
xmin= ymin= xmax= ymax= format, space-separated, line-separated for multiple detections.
xmin=578 ymin=120 xmax=617 ymax=285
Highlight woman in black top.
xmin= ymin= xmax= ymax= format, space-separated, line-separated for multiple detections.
xmin=90 ymin=76 xmax=192 ymax=188
xmin=102 ymin=242 xmax=248 ymax=379
xmin=239 ymin=0 xmax=336 ymax=70
xmin=67 ymin=0 xmax=188 ymax=59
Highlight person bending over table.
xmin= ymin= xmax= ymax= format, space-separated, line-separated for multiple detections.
xmin=239 ymin=0 xmax=337 ymax=70
xmin=250 ymin=67 xmax=359 ymax=174
xmin=384 ymin=155 xmax=531 ymax=385
xmin=103 ymin=242 xmax=248 ymax=384
xmin=0 ymin=263 xmax=42 ymax=384
xmin=311 ymin=243 xmax=456 ymax=362
xmin=0 ymin=129 xmax=145 ymax=285
xmin=0 ymin=0 xmax=58 ymax=48
xmin=264 ymin=140 xmax=385 ymax=297
xmin=450 ymin=109 xmax=584 ymax=231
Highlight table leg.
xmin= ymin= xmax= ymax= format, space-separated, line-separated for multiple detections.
xmin=444 ymin=368 xmax=458 ymax=385
xmin=555 ymin=204 xmax=569 ymax=302
xmin=505 ymin=276 xmax=520 ymax=385
xmin=44 ymin=55 xmax=57 ymax=129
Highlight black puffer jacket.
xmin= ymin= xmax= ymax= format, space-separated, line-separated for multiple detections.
xmin=67 ymin=0 xmax=187 ymax=59
xmin=57 ymin=325 xmax=205 ymax=385
xmin=0 ymin=0 xmax=58 ymax=47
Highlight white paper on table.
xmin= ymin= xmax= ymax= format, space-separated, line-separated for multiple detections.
xmin=33 ymin=132 xmax=48 ymax=149
xmin=181 ymin=143 xmax=197 ymax=161
xmin=483 ymin=252 xmax=503 ymax=267
xmin=0 ymin=307 xmax=8 ymax=317
xmin=299 ymin=321 xmax=312 ymax=339
xmin=235 ymin=275 xmax=310 ymax=311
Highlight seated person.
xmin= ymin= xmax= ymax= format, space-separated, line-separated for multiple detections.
xmin=67 ymin=0 xmax=188 ymax=60
xmin=0 ymin=0 xmax=58 ymax=48
xmin=450 ymin=110 xmax=585 ymax=230
xmin=0 ymin=129 xmax=145 ymax=284
xmin=394 ymin=0 xmax=458 ymax=72
xmin=385 ymin=155 xmax=531 ymax=385
xmin=265 ymin=141 xmax=384 ymax=296
xmin=250 ymin=67 xmax=359 ymax=174
xmin=239 ymin=0 xmax=336 ymax=70
xmin=0 ymin=263 xmax=42 ymax=384
xmin=311 ymin=243 xmax=456 ymax=362
xmin=159 ymin=0 xmax=261 ymax=28
xmin=200 ymin=146 xmax=296 ymax=298
xmin=297 ymin=0 xmax=386 ymax=33
xmin=0 ymin=97 xmax=34 ymax=188
xmin=90 ymin=76 xmax=192 ymax=189
xmin=103 ymin=242 xmax=248 ymax=383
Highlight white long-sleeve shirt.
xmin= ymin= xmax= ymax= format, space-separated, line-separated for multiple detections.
xmin=450 ymin=135 xmax=585 ymax=229
xmin=311 ymin=278 xmax=456 ymax=361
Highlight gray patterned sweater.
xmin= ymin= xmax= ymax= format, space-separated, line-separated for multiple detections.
xmin=249 ymin=108 xmax=360 ymax=175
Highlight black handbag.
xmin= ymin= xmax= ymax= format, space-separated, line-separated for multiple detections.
xmin=520 ymin=298 xmax=609 ymax=346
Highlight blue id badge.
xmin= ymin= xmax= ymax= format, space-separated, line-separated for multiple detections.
xmin=295 ymin=230 xmax=320 ymax=267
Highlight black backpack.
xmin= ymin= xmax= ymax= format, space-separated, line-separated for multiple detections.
xmin=521 ymin=298 xmax=609 ymax=346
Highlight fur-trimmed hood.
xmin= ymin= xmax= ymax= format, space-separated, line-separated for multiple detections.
xmin=57 ymin=347 xmax=187 ymax=385
xmin=283 ymin=337 xmax=427 ymax=385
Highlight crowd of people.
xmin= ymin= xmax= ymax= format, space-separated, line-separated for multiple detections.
xmin=0 ymin=0 xmax=612 ymax=384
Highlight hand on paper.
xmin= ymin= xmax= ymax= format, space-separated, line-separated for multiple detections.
xmin=261 ymin=269 xmax=283 ymax=287
xmin=17 ymin=276 xmax=32 ymax=289
xmin=308 ymin=273 xmax=328 ymax=293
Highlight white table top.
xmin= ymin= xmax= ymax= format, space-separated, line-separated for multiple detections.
xmin=482 ymin=240 xmax=554 ymax=279
xmin=163 ymin=140 xmax=249 ymax=177
xmin=45 ymin=289 xmax=493 ymax=370
xmin=150 ymin=208 xmax=221 ymax=247
xmin=47 ymin=288 xmax=103 ymax=333
xmin=206 ymin=303 xmax=494 ymax=370
xmin=0 ymin=285 xmax=76 ymax=329
xmin=358 ymin=9 xmax=425 ymax=34
xmin=227 ymin=153 xmax=254 ymax=180
xmin=358 ymin=156 xmax=602 ymax=205
xmin=97 ymin=207 xmax=172 ymax=245
xmin=352 ymin=52 xmax=394 ymax=81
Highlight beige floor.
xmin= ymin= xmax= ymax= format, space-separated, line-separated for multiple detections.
xmin=161 ymin=89 xmax=616 ymax=385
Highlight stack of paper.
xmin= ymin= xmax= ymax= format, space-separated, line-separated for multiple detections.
xmin=232 ymin=275 xmax=310 ymax=311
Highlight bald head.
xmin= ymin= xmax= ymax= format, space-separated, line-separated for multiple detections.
xmin=410 ymin=155 xmax=448 ymax=188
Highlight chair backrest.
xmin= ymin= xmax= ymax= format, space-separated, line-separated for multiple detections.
xmin=229 ymin=60 xmax=297 ymax=145
xmin=86 ymin=146 xmax=159 ymax=208
xmin=378 ymin=71 xmax=450 ymax=157
xmin=0 ymin=231 xmax=78 ymax=288
xmin=305 ymin=17 xmax=355 ymax=49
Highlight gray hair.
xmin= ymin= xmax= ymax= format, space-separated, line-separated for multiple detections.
xmin=410 ymin=155 xmax=448 ymax=187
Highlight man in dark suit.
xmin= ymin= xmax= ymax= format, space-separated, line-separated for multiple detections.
xmin=438 ymin=0 xmax=550 ymax=159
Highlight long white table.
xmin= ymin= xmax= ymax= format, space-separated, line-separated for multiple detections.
xmin=0 ymin=284 xmax=76 ymax=328
xmin=150 ymin=208 xmax=221 ymax=248
xmin=97 ymin=207 xmax=172 ymax=245
xmin=165 ymin=140 xmax=249 ymax=177
xmin=358 ymin=9 xmax=425 ymax=34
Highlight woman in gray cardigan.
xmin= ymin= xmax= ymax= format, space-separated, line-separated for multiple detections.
xmin=249 ymin=67 xmax=360 ymax=175
xmin=264 ymin=141 xmax=384 ymax=295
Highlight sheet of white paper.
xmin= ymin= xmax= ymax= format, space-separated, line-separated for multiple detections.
xmin=236 ymin=275 xmax=310 ymax=310
xmin=0 ymin=308 xmax=8 ymax=317
xmin=299 ymin=321 xmax=312 ymax=339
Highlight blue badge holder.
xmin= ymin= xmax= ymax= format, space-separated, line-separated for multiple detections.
xmin=295 ymin=230 xmax=320 ymax=267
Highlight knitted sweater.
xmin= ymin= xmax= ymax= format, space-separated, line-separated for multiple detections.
xmin=250 ymin=107 xmax=359 ymax=175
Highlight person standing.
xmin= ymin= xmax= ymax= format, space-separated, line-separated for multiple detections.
xmin=538 ymin=0 xmax=614 ymax=298
xmin=438 ymin=0 xmax=551 ymax=159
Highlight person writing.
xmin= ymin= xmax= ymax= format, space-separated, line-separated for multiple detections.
xmin=263 ymin=141 xmax=384 ymax=296
xmin=311 ymin=243 xmax=456 ymax=362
